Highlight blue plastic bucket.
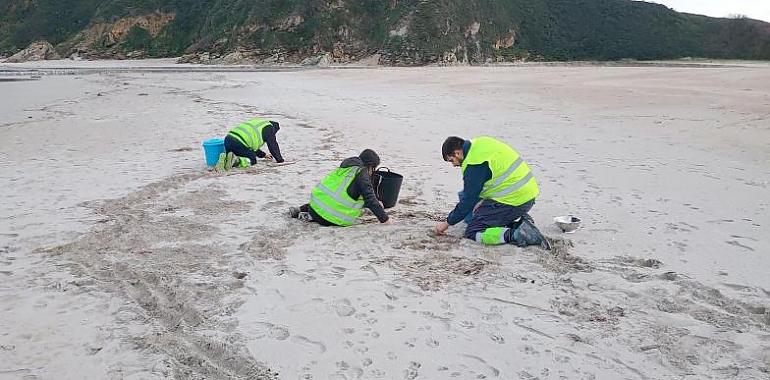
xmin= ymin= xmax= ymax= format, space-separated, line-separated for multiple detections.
xmin=202 ymin=138 xmax=225 ymax=166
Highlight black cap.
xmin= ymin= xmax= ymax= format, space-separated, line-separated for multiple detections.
xmin=359 ymin=149 xmax=380 ymax=168
xmin=270 ymin=121 xmax=280 ymax=132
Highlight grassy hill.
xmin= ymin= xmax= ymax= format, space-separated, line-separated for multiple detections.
xmin=1 ymin=0 xmax=768 ymax=63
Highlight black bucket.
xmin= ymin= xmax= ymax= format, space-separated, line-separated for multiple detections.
xmin=372 ymin=167 xmax=403 ymax=209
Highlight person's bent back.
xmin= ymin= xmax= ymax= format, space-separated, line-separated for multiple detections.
xmin=290 ymin=149 xmax=392 ymax=226
xmin=216 ymin=118 xmax=284 ymax=171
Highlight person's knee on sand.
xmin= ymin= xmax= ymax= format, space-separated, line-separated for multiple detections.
xmin=462 ymin=199 xmax=533 ymax=243
xmin=463 ymin=214 xmax=512 ymax=246
xmin=465 ymin=219 xmax=543 ymax=247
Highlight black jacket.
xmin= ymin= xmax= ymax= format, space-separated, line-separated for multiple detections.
xmin=339 ymin=157 xmax=389 ymax=223
xmin=254 ymin=122 xmax=284 ymax=163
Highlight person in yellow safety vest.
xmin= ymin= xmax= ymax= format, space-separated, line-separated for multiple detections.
xmin=289 ymin=149 xmax=394 ymax=226
xmin=215 ymin=118 xmax=284 ymax=171
xmin=434 ymin=136 xmax=550 ymax=249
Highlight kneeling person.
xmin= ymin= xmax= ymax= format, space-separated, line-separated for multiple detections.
xmin=216 ymin=118 xmax=284 ymax=170
xmin=290 ymin=149 xmax=392 ymax=226
xmin=435 ymin=136 xmax=549 ymax=249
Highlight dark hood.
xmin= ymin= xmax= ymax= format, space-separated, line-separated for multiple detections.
xmin=340 ymin=157 xmax=364 ymax=168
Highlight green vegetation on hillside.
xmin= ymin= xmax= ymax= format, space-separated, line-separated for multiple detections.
xmin=1 ymin=0 xmax=768 ymax=62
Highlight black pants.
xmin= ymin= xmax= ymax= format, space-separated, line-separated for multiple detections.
xmin=464 ymin=199 xmax=535 ymax=241
xmin=224 ymin=135 xmax=258 ymax=165
xmin=300 ymin=204 xmax=337 ymax=226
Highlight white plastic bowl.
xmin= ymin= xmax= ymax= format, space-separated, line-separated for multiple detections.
xmin=554 ymin=216 xmax=581 ymax=233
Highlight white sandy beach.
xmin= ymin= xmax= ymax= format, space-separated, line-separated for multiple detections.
xmin=1 ymin=60 xmax=769 ymax=379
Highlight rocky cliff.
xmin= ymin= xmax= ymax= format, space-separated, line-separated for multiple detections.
xmin=1 ymin=0 xmax=769 ymax=64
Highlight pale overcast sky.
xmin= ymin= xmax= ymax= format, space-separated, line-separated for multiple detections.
xmin=645 ymin=0 xmax=770 ymax=22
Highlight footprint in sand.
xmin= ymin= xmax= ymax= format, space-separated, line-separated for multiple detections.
xmin=522 ymin=345 xmax=540 ymax=356
xmin=268 ymin=325 xmax=290 ymax=340
xmin=333 ymin=299 xmax=356 ymax=317
xmin=459 ymin=320 xmax=475 ymax=329
xmin=331 ymin=367 xmax=363 ymax=380
xmin=291 ymin=335 xmax=327 ymax=353
xmin=461 ymin=354 xmax=500 ymax=377
xmin=482 ymin=311 xmax=504 ymax=322
xmin=670 ymin=241 xmax=688 ymax=252
xmin=330 ymin=266 xmax=347 ymax=279
xmin=554 ymin=354 xmax=571 ymax=364
xmin=489 ymin=332 xmax=505 ymax=344
xmin=248 ymin=322 xmax=290 ymax=340
xmin=404 ymin=361 xmax=421 ymax=380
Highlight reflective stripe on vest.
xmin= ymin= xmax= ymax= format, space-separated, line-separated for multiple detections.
xmin=228 ymin=119 xmax=271 ymax=151
xmin=309 ymin=167 xmax=364 ymax=226
xmin=462 ymin=136 xmax=539 ymax=206
xmin=314 ymin=182 xmax=361 ymax=209
xmin=488 ymin=172 xmax=534 ymax=198
xmin=487 ymin=156 xmax=523 ymax=190
xmin=309 ymin=194 xmax=359 ymax=225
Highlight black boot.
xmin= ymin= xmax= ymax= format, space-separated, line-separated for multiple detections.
xmin=512 ymin=219 xmax=551 ymax=250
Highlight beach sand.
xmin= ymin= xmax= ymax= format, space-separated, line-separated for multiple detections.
xmin=1 ymin=60 xmax=769 ymax=379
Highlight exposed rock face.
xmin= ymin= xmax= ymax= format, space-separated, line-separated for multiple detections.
xmin=178 ymin=50 xmax=270 ymax=65
xmin=63 ymin=11 xmax=174 ymax=55
xmin=277 ymin=15 xmax=304 ymax=31
xmin=219 ymin=51 xmax=246 ymax=65
xmin=300 ymin=52 xmax=331 ymax=66
xmin=6 ymin=41 xmax=60 ymax=62
xmin=219 ymin=50 xmax=261 ymax=65
xmin=353 ymin=53 xmax=381 ymax=66
xmin=493 ymin=30 xmax=517 ymax=50
xmin=125 ymin=50 xmax=145 ymax=59
xmin=441 ymin=51 xmax=458 ymax=64
xmin=111 ymin=12 xmax=172 ymax=40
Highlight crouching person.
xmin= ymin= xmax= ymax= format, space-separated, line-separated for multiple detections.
xmin=290 ymin=149 xmax=393 ymax=226
xmin=216 ymin=118 xmax=284 ymax=171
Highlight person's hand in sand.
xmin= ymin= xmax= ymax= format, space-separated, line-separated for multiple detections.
xmin=383 ymin=217 xmax=394 ymax=225
xmin=434 ymin=221 xmax=449 ymax=235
